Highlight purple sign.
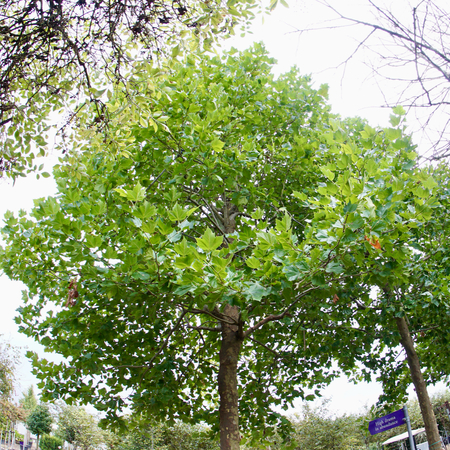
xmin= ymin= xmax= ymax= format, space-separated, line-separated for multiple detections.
xmin=369 ymin=409 xmax=405 ymax=435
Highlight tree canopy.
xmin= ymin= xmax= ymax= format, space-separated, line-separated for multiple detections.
xmin=27 ymin=405 xmax=53 ymax=450
xmin=20 ymin=385 xmax=39 ymax=413
xmin=56 ymin=405 xmax=105 ymax=450
xmin=0 ymin=0 xmax=258 ymax=179
xmin=1 ymin=44 xmax=447 ymax=449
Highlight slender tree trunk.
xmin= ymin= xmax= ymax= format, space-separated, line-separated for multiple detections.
xmin=218 ymin=304 xmax=242 ymax=450
xmin=396 ymin=316 xmax=443 ymax=450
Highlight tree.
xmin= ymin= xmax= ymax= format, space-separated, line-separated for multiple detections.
xmin=312 ymin=171 xmax=450 ymax=450
xmin=26 ymin=405 xmax=53 ymax=450
xmin=1 ymin=44 xmax=441 ymax=449
xmin=118 ymin=422 xmax=166 ymax=450
xmin=0 ymin=0 xmax=259 ymax=180
xmin=0 ymin=338 xmax=26 ymax=425
xmin=161 ymin=422 xmax=219 ymax=450
xmin=0 ymin=338 xmax=17 ymax=400
xmin=20 ymin=386 xmax=39 ymax=414
xmin=290 ymin=399 xmax=365 ymax=450
xmin=310 ymin=1 xmax=450 ymax=161
xmin=56 ymin=405 xmax=105 ymax=450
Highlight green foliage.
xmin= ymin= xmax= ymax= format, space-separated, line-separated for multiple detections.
xmin=162 ymin=422 xmax=219 ymax=450
xmin=0 ymin=0 xmax=260 ymax=180
xmin=0 ymin=338 xmax=18 ymax=400
xmin=40 ymin=435 xmax=63 ymax=450
xmin=16 ymin=432 xmax=24 ymax=442
xmin=26 ymin=405 xmax=53 ymax=449
xmin=290 ymin=399 xmax=365 ymax=450
xmin=20 ymin=386 xmax=38 ymax=413
xmin=0 ymin=339 xmax=25 ymax=425
xmin=119 ymin=422 xmax=218 ymax=450
xmin=56 ymin=405 xmax=105 ymax=450
xmin=1 ymin=43 xmax=447 ymax=445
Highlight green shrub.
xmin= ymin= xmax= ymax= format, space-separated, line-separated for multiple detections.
xmin=40 ymin=435 xmax=63 ymax=450
xmin=15 ymin=432 xmax=24 ymax=442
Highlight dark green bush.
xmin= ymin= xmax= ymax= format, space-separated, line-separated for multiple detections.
xmin=40 ymin=435 xmax=63 ymax=450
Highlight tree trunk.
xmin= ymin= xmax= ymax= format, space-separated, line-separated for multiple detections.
xmin=218 ymin=304 xmax=242 ymax=450
xmin=396 ymin=316 xmax=443 ymax=450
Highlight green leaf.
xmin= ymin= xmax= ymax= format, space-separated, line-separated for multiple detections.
xmin=246 ymin=257 xmax=260 ymax=269
xmin=174 ymin=238 xmax=191 ymax=256
xmin=251 ymin=208 xmax=264 ymax=220
xmin=211 ymin=138 xmax=225 ymax=152
xmin=422 ymin=176 xmax=437 ymax=190
xmin=392 ymin=105 xmax=406 ymax=115
xmin=175 ymin=254 xmax=196 ymax=269
xmin=343 ymin=202 xmax=358 ymax=214
xmin=325 ymin=262 xmax=344 ymax=274
xmin=115 ymin=182 xmax=146 ymax=202
xmin=276 ymin=213 xmax=291 ymax=232
xmin=245 ymin=282 xmax=269 ymax=301
xmin=168 ymin=203 xmax=188 ymax=222
xmin=196 ymin=228 xmax=223 ymax=252
xmin=134 ymin=202 xmax=156 ymax=219
xmin=320 ymin=166 xmax=335 ymax=181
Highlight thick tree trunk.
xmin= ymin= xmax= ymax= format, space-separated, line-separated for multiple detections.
xmin=396 ymin=317 xmax=443 ymax=450
xmin=218 ymin=304 xmax=242 ymax=450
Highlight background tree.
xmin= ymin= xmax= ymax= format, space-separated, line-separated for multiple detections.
xmin=0 ymin=338 xmax=17 ymax=400
xmin=118 ymin=422 xmax=166 ymax=450
xmin=312 ymin=158 xmax=450 ymax=449
xmin=1 ymin=45 xmax=441 ymax=450
xmin=0 ymin=338 xmax=26 ymax=426
xmin=26 ymin=405 xmax=53 ymax=450
xmin=56 ymin=405 xmax=105 ymax=450
xmin=290 ymin=399 xmax=364 ymax=450
xmin=309 ymin=1 xmax=450 ymax=161
xmin=161 ymin=422 xmax=219 ymax=450
xmin=20 ymin=386 xmax=39 ymax=414
xmin=0 ymin=0 xmax=260 ymax=180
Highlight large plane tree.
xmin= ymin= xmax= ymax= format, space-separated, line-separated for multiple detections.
xmin=1 ymin=45 xmax=443 ymax=449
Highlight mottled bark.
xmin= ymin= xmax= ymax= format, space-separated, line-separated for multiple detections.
xmin=396 ymin=316 xmax=443 ymax=450
xmin=218 ymin=304 xmax=242 ymax=450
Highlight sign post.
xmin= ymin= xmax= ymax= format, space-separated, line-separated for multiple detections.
xmin=369 ymin=408 xmax=406 ymax=435
xmin=403 ymin=405 xmax=416 ymax=450
xmin=368 ymin=406 xmax=416 ymax=450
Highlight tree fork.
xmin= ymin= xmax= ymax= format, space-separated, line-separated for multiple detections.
xmin=396 ymin=316 xmax=443 ymax=449
xmin=218 ymin=304 xmax=243 ymax=450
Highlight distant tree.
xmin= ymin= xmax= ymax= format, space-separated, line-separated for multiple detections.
xmin=56 ymin=405 xmax=105 ymax=450
xmin=119 ymin=421 xmax=219 ymax=450
xmin=313 ymin=1 xmax=450 ymax=161
xmin=161 ymin=422 xmax=219 ymax=450
xmin=20 ymin=386 xmax=38 ymax=414
xmin=0 ymin=338 xmax=25 ymax=426
xmin=0 ymin=337 xmax=17 ymax=399
xmin=118 ymin=422 xmax=166 ymax=450
xmin=290 ymin=399 xmax=364 ymax=450
xmin=26 ymin=405 xmax=53 ymax=450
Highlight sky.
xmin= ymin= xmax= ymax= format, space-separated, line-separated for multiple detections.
xmin=0 ymin=0 xmax=448 ymax=418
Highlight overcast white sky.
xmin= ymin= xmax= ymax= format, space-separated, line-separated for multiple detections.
xmin=1 ymin=0 xmax=448 ymax=416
